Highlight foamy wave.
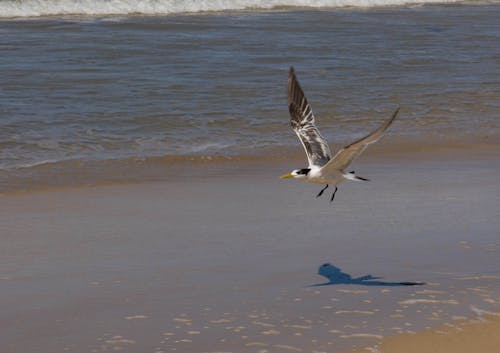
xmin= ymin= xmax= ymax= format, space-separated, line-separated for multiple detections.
xmin=0 ymin=0 xmax=489 ymax=18
xmin=399 ymin=299 xmax=460 ymax=305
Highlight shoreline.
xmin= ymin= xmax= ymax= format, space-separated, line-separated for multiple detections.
xmin=1 ymin=135 xmax=498 ymax=195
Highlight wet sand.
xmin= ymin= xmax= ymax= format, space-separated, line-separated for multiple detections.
xmin=1 ymin=144 xmax=499 ymax=353
xmin=350 ymin=313 xmax=500 ymax=353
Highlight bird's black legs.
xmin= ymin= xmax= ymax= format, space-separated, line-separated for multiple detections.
xmin=330 ymin=186 xmax=338 ymax=203
xmin=316 ymin=184 xmax=329 ymax=198
xmin=316 ymin=184 xmax=339 ymax=203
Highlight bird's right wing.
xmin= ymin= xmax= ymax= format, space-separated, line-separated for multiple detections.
xmin=288 ymin=67 xmax=332 ymax=168
xmin=322 ymin=108 xmax=400 ymax=172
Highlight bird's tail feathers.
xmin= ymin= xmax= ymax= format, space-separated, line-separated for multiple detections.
xmin=344 ymin=173 xmax=370 ymax=182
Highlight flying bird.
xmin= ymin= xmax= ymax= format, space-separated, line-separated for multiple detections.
xmin=280 ymin=67 xmax=399 ymax=202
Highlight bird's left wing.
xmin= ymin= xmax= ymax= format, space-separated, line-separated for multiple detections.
xmin=323 ymin=108 xmax=400 ymax=172
xmin=288 ymin=67 xmax=332 ymax=167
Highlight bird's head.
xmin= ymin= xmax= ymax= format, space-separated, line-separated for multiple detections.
xmin=280 ymin=168 xmax=310 ymax=180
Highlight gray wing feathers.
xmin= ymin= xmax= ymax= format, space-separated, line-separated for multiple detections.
xmin=324 ymin=108 xmax=400 ymax=172
xmin=288 ymin=67 xmax=332 ymax=167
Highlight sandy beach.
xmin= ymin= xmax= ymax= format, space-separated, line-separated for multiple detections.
xmin=1 ymin=142 xmax=498 ymax=353
xmin=350 ymin=313 xmax=500 ymax=353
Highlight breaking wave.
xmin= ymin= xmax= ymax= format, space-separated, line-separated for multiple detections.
xmin=0 ymin=0 xmax=492 ymax=18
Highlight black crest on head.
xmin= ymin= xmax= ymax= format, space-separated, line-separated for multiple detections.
xmin=297 ymin=168 xmax=311 ymax=175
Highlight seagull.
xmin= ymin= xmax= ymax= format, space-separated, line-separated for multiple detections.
xmin=280 ymin=67 xmax=400 ymax=203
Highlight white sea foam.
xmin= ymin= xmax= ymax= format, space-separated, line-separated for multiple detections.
xmin=339 ymin=333 xmax=383 ymax=339
xmin=0 ymin=0 xmax=492 ymax=18
xmin=399 ymin=299 xmax=460 ymax=305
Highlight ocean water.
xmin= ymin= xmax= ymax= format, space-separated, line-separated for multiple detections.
xmin=0 ymin=1 xmax=499 ymax=189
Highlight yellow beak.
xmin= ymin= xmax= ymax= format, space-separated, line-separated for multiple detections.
xmin=280 ymin=173 xmax=293 ymax=179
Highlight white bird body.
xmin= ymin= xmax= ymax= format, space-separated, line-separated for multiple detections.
xmin=297 ymin=166 xmax=346 ymax=185
xmin=280 ymin=67 xmax=399 ymax=202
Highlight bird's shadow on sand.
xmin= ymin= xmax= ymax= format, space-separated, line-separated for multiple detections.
xmin=311 ymin=263 xmax=425 ymax=287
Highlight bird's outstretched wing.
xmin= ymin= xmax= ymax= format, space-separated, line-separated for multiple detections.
xmin=288 ymin=67 xmax=332 ymax=168
xmin=323 ymin=108 xmax=400 ymax=172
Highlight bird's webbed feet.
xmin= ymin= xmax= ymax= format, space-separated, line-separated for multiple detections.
xmin=316 ymin=184 xmax=329 ymax=198
xmin=330 ymin=186 xmax=338 ymax=203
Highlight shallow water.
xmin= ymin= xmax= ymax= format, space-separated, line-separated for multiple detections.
xmin=0 ymin=2 xmax=499 ymax=186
